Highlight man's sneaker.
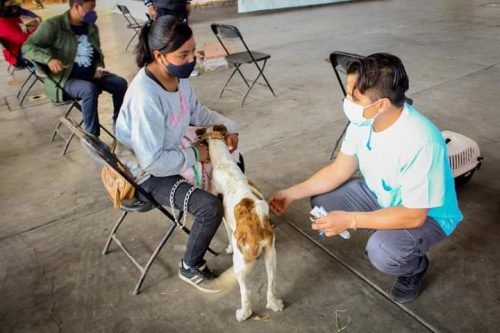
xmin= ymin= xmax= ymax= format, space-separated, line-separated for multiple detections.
xmin=390 ymin=256 xmax=429 ymax=303
xmin=178 ymin=260 xmax=221 ymax=293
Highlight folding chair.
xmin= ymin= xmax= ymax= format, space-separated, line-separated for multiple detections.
xmin=26 ymin=59 xmax=116 ymax=155
xmin=210 ymin=23 xmax=276 ymax=106
xmin=0 ymin=38 xmax=43 ymax=106
xmin=328 ymin=51 xmax=413 ymax=159
xmin=117 ymin=5 xmax=143 ymax=52
xmin=62 ymin=117 xmax=218 ymax=294
xmin=14 ymin=61 xmax=43 ymax=107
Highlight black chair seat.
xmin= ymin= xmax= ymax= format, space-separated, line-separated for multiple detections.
xmin=226 ymin=51 xmax=270 ymax=64
xmin=127 ymin=23 xmax=142 ymax=29
xmin=120 ymin=199 xmax=154 ymax=212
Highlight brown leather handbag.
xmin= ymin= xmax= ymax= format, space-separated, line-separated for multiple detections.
xmin=101 ymin=166 xmax=135 ymax=208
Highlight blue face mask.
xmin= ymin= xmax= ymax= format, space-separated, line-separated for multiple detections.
xmin=167 ymin=58 xmax=196 ymax=79
xmin=82 ymin=9 xmax=97 ymax=24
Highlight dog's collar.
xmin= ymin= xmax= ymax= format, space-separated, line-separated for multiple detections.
xmin=201 ymin=132 xmax=227 ymax=143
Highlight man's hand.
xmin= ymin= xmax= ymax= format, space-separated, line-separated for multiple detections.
xmin=147 ymin=5 xmax=157 ymax=20
xmin=47 ymin=58 xmax=68 ymax=74
xmin=268 ymin=190 xmax=295 ymax=216
xmin=193 ymin=141 xmax=209 ymax=163
xmin=226 ymin=133 xmax=238 ymax=152
xmin=94 ymin=67 xmax=110 ymax=79
xmin=312 ymin=210 xmax=353 ymax=237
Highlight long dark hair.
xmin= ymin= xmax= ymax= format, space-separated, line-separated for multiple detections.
xmin=135 ymin=15 xmax=193 ymax=68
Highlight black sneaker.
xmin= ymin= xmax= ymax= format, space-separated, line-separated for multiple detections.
xmin=390 ymin=256 xmax=429 ymax=303
xmin=178 ymin=260 xmax=221 ymax=293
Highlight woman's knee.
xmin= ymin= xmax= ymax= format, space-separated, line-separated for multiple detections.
xmin=193 ymin=192 xmax=223 ymax=222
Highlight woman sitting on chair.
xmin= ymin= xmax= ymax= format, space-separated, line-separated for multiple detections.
xmin=115 ymin=16 xmax=239 ymax=293
xmin=0 ymin=0 xmax=41 ymax=67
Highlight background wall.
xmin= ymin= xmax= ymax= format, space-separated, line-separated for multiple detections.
xmin=237 ymin=0 xmax=351 ymax=13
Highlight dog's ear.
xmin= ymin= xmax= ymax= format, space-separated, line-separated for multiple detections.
xmin=195 ymin=128 xmax=207 ymax=136
xmin=213 ymin=124 xmax=228 ymax=136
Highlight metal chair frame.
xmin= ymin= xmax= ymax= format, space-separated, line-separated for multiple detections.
xmin=116 ymin=5 xmax=143 ymax=52
xmin=0 ymin=38 xmax=43 ymax=106
xmin=63 ymin=117 xmax=218 ymax=294
xmin=27 ymin=60 xmax=116 ymax=155
xmin=210 ymin=23 xmax=276 ymax=106
xmin=15 ymin=63 xmax=44 ymax=106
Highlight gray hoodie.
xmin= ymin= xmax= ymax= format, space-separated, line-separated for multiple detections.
xmin=116 ymin=68 xmax=238 ymax=182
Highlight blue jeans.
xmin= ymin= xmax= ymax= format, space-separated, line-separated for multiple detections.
xmin=64 ymin=74 xmax=128 ymax=136
xmin=138 ymin=175 xmax=223 ymax=268
xmin=311 ymin=178 xmax=446 ymax=277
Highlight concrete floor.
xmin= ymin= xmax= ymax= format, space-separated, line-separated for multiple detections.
xmin=1 ymin=0 xmax=499 ymax=332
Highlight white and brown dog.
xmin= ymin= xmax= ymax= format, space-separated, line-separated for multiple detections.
xmin=199 ymin=125 xmax=284 ymax=321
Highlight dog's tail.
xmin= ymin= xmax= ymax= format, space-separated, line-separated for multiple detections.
xmin=234 ymin=198 xmax=273 ymax=263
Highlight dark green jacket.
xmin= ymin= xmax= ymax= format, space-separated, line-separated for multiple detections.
xmin=22 ymin=10 xmax=104 ymax=102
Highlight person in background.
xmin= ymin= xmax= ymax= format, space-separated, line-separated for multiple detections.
xmin=0 ymin=0 xmax=41 ymax=67
xmin=22 ymin=0 xmax=128 ymax=137
xmin=144 ymin=0 xmax=191 ymax=22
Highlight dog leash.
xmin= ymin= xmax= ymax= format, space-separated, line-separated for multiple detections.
xmin=169 ymin=179 xmax=197 ymax=228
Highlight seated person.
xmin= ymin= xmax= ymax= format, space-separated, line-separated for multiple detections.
xmin=115 ymin=16 xmax=239 ymax=292
xmin=22 ymin=0 xmax=127 ymax=137
xmin=269 ymin=53 xmax=463 ymax=303
xmin=144 ymin=0 xmax=191 ymax=22
xmin=0 ymin=0 xmax=41 ymax=67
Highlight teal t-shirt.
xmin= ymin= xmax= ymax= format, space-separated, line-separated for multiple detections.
xmin=341 ymin=103 xmax=463 ymax=235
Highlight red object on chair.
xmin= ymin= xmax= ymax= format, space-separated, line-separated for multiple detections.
xmin=0 ymin=16 xmax=31 ymax=66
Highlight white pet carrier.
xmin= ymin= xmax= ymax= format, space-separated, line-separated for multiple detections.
xmin=442 ymin=130 xmax=483 ymax=186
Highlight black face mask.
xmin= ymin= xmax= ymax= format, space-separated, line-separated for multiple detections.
xmin=1 ymin=5 xmax=20 ymax=17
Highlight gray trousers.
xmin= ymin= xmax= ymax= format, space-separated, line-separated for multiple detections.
xmin=310 ymin=178 xmax=446 ymax=277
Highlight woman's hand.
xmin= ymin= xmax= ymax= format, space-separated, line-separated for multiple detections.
xmin=268 ymin=189 xmax=295 ymax=216
xmin=193 ymin=141 xmax=209 ymax=163
xmin=226 ymin=133 xmax=239 ymax=153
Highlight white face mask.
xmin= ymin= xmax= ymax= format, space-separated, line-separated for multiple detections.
xmin=342 ymin=97 xmax=380 ymax=127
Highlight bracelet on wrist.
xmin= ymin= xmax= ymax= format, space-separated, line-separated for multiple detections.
xmin=351 ymin=212 xmax=357 ymax=230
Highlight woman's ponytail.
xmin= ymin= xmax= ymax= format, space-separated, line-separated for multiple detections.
xmin=134 ymin=16 xmax=193 ymax=68
xmin=135 ymin=20 xmax=154 ymax=68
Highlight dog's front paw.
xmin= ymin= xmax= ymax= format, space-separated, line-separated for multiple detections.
xmin=266 ymin=298 xmax=284 ymax=312
xmin=225 ymin=244 xmax=233 ymax=254
xmin=236 ymin=308 xmax=253 ymax=321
